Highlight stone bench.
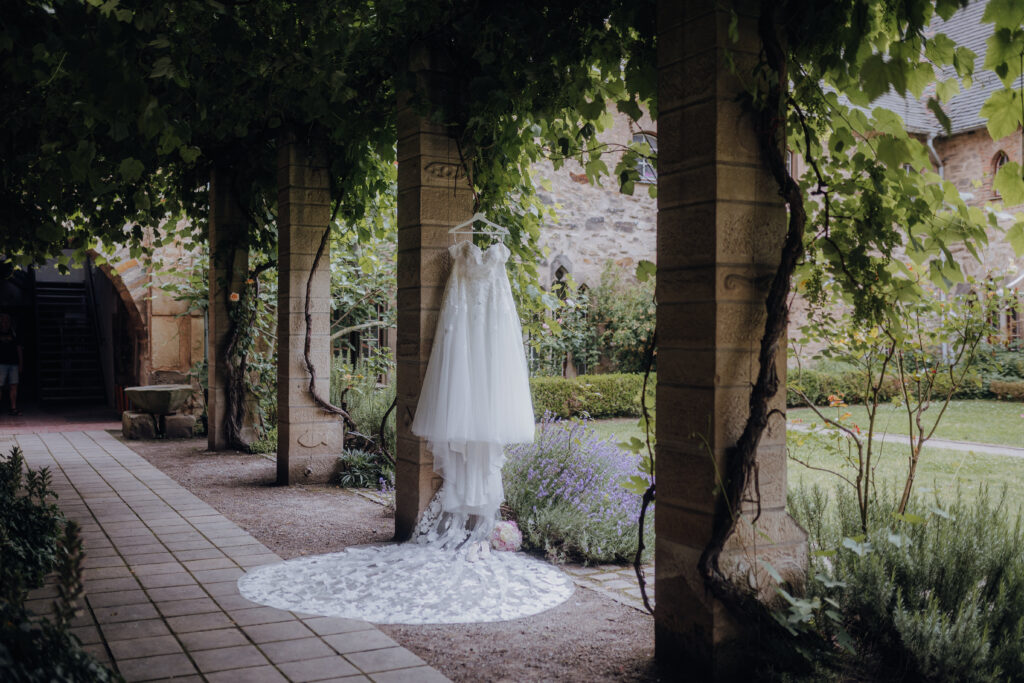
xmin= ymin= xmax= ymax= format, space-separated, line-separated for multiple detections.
xmin=122 ymin=384 xmax=197 ymax=439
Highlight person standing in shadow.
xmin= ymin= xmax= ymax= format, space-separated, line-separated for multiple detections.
xmin=0 ymin=313 xmax=24 ymax=416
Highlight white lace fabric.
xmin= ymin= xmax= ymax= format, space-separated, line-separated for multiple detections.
xmin=236 ymin=543 xmax=575 ymax=624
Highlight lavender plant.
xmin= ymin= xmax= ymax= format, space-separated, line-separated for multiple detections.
xmin=503 ymin=415 xmax=653 ymax=564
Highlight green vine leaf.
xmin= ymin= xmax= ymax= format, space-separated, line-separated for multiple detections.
xmin=993 ymin=162 xmax=1024 ymax=205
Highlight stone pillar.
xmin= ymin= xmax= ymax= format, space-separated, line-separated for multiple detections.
xmin=393 ymin=47 xmax=474 ymax=540
xmin=654 ymin=0 xmax=807 ymax=675
xmin=207 ymin=168 xmax=249 ymax=451
xmin=276 ymin=138 xmax=345 ymax=485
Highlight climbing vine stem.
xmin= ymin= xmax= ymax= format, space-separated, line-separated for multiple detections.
xmin=696 ymin=0 xmax=807 ymax=605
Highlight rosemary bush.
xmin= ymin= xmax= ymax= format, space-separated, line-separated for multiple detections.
xmin=790 ymin=482 xmax=1024 ymax=681
xmin=503 ymin=415 xmax=652 ymax=564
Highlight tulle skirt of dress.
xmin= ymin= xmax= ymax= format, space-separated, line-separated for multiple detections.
xmin=411 ymin=241 xmax=534 ymax=522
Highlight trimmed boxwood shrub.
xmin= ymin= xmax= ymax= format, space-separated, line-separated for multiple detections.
xmin=530 ymin=373 xmax=654 ymax=419
xmin=787 ymin=363 xmax=988 ymax=407
xmin=990 ymin=380 xmax=1024 ymax=400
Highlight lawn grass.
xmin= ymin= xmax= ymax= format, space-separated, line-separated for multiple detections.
xmin=587 ymin=416 xmax=647 ymax=447
xmin=586 ymin=401 xmax=1024 ymax=512
xmin=787 ymin=399 xmax=1024 ymax=447
xmin=786 ymin=429 xmax=1024 ymax=513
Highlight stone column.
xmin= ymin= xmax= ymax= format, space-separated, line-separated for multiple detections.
xmin=393 ymin=47 xmax=474 ymax=540
xmin=207 ymin=167 xmax=249 ymax=451
xmin=276 ymin=137 xmax=345 ymax=485
xmin=655 ymin=0 xmax=807 ymax=675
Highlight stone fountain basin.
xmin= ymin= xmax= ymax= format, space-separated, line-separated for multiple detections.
xmin=125 ymin=384 xmax=194 ymax=415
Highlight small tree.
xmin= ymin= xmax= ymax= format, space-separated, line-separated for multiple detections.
xmin=790 ymin=278 xmax=1005 ymax=531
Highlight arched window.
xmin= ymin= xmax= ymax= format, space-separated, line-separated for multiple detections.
xmin=632 ymin=132 xmax=658 ymax=183
xmin=993 ymin=151 xmax=1009 ymax=198
xmin=552 ymin=265 xmax=569 ymax=299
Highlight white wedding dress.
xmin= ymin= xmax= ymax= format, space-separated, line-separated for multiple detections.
xmin=238 ymin=240 xmax=574 ymax=624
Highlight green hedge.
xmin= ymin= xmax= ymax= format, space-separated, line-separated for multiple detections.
xmin=530 ymin=373 xmax=654 ymax=419
xmin=787 ymin=365 xmax=991 ymax=407
xmin=990 ymin=380 xmax=1024 ymax=400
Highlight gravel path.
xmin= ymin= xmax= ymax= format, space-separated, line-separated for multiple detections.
xmin=121 ymin=435 xmax=659 ymax=682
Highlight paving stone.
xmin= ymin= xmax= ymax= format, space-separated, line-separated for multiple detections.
xmin=165 ymin=539 xmax=216 ymax=551
xmin=156 ymin=597 xmax=220 ymax=617
xmin=93 ymin=602 xmax=160 ymax=624
xmin=302 ymin=617 xmax=375 ymax=637
xmin=84 ymin=577 xmax=142 ymax=594
xmin=177 ymin=627 xmax=250 ymax=652
xmin=192 ymin=567 xmax=244 ymax=583
xmin=160 ymin=531 xmax=208 ymax=543
xmin=243 ymin=620 xmax=315 ymax=643
xmin=324 ymin=630 xmax=398 ymax=654
xmin=278 ymin=655 xmax=361 ymax=681
xmin=346 ymin=648 xmax=426 ymax=674
xmin=118 ymin=653 xmax=197 ymax=682
xmin=369 ymin=666 xmax=451 ymax=683
xmin=204 ymin=580 xmax=243 ymax=597
xmin=124 ymin=552 xmax=178 ymax=565
xmin=118 ymin=543 xmax=167 ymax=556
xmin=108 ymin=634 xmax=184 ymax=660
xmin=191 ymin=644 xmax=270 ymax=672
xmin=259 ymin=636 xmax=335 ymax=663
xmin=183 ymin=557 xmax=238 ymax=571
xmin=146 ymin=584 xmax=208 ymax=602
xmin=113 ymin=534 xmax=160 ymax=547
xmin=83 ymin=565 xmax=134 ymax=580
xmin=166 ymin=611 xmax=235 ymax=633
xmin=79 ymin=642 xmax=112 ymax=665
xmin=132 ymin=561 xmax=187 ymax=576
xmin=215 ymin=594 xmax=261 ymax=611
xmin=205 ymin=665 xmax=288 ymax=683
xmin=82 ymin=555 xmax=126 ymax=569
xmin=223 ymin=544 xmax=274 ymax=557
xmin=138 ymin=572 xmax=198 ymax=589
xmin=174 ymin=548 xmax=227 ymax=561
xmin=69 ymin=624 xmax=103 ymax=645
xmin=228 ymin=607 xmax=294 ymax=626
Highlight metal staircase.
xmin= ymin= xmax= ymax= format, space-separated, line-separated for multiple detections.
xmin=34 ymin=280 xmax=106 ymax=402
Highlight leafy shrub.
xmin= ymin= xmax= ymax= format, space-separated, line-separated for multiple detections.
xmin=529 ymin=373 xmax=653 ymax=420
xmin=503 ymin=416 xmax=653 ymax=563
xmin=971 ymin=344 xmax=1024 ymax=381
xmin=789 ymin=482 xmax=1024 ymax=681
xmin=335 ymin=449 xmax=392 ymax=488
xmin=990 ymin=380 xmax=1024 ymax=400
xmin=588 ymin=261 xmax=656 ymax=373
xmin=332 ymin=355 xmax=396 ymax=456
xmin=1 ymin=447 xmax=63 ymax=607
xmin=249 ymin=425 xmax=277 ymax=454
xmin=0 ymin=447 xmax=120 ymax=682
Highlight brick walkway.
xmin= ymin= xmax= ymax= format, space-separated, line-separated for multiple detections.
xmin=4 ymin=430 xmax=449 ymax=683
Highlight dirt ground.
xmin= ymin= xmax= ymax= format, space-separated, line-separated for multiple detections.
xmin=122 ymin=435 xmax=659 ymax=682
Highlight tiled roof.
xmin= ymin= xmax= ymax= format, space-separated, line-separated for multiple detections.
xmin=865 ymin=0 xmax=1022 ymax=136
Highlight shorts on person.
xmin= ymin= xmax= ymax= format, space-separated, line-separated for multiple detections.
xmin=0 ymin=364 xmax=18 ymax=385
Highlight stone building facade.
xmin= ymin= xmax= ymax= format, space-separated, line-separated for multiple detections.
xmin=533 ymin=111 xmax=658 ymax=288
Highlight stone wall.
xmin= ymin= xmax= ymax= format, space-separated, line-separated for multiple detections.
xmin=934 ymin=128 xmax=1024 ymax=284
xmin=534 ymin=111 xmax=658 ymax=287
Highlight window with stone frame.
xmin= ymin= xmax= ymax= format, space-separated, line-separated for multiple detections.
xmin=993 ymin=151 xmax=1009 ymax=198
xmin=632 ymin=132 xmax=657 ymax=184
